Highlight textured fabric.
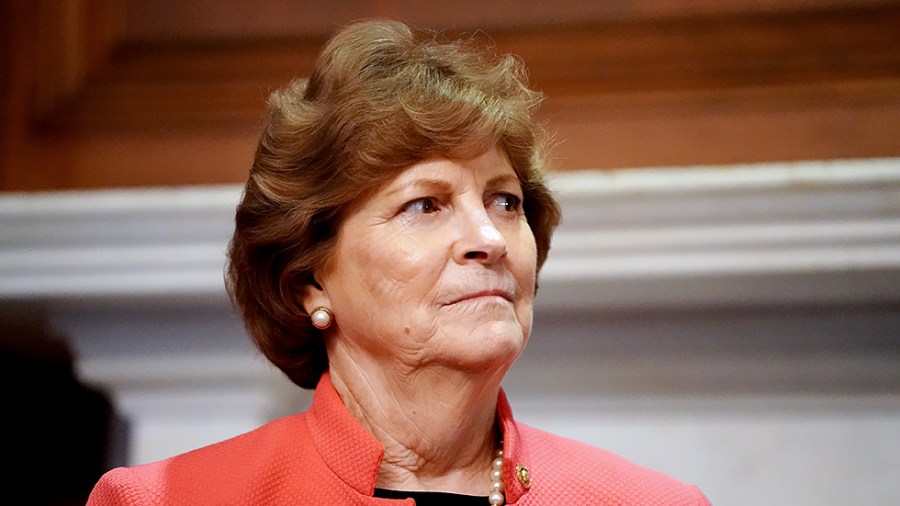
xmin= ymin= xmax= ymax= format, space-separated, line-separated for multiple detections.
xmin=87 ymin=373 xmax=711 ymax=505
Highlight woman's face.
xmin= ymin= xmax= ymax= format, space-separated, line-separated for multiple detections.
xmin=307 ymin=146 xmax=537 ymax=373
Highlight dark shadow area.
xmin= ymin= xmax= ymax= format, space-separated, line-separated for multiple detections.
xmin=1 ymin=305 xmax=126 ymax=506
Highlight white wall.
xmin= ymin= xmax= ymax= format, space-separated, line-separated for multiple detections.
xmin=3 ymin=158 xmax=899 ymax=505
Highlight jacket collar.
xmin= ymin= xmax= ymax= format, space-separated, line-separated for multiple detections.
xmin=307 ymin=372 xmax=385 ymax=496
xmin=306 ymin=372 xmax=531 ymax=502
xmin=496 ymin=388 xmax=530 ymax=504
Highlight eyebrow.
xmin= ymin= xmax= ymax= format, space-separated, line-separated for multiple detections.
xmin=384 ymin=173 xmax=522 ymax=198
xmin=485 ymin=174 xmax=522 ymax=190
xmin=384 ymin=178 xmax=454 ymax=198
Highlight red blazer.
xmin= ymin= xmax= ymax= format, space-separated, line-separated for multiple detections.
xmin=88 ymin=373 xmax=710 ymax=505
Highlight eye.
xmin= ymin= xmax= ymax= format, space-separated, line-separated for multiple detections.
xmin=488 ymin=193 xmax=522 ymax=213
xmin=402 ymin=197 xmax=440 ymax=214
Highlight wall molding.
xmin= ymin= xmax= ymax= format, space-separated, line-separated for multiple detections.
xmin=3 ymin=157 xmax=899 ymax=312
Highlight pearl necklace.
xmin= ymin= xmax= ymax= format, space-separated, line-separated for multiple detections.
xmin=488 ymin=446 xmax=505 ymax=505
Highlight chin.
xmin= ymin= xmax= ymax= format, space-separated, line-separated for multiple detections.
xmin=440 ymin=320 xmax=528 ymax=373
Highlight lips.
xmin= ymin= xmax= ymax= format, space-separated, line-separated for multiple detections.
xmin=445 ymin=288 xmax=514 ymax=305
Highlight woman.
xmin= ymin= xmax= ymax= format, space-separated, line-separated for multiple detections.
xmin=88 ymin=19 xmax=710 ymax=505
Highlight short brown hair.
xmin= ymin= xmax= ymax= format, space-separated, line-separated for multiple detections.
xmin=227 ymin=19 xmax=561 ymax=389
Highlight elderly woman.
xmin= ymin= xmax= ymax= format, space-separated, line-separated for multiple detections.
xmin=88 ymin=20 xmax=709 ymax=505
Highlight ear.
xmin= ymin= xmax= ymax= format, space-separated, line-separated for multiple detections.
xmin=301 ymin=273 xmax=331 ymax=314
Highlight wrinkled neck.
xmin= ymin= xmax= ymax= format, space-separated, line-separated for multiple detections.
xmin=327 ymin=347 xmax=507 ymax=495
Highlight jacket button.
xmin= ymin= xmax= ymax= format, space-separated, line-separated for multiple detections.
xmin=515 ymin=465 xmax=531 ymax=489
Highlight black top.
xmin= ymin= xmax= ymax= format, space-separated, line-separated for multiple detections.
xmin=373 ymin=488 xmax=489 ymax=505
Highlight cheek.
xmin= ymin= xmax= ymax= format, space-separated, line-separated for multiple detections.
xmin=516 ymin=230 xmax=538 ymax=337
xmin=352 ymin=231 xmax=441 ymax=302
xmin=514 ymin=227 xmax=538 ymax=288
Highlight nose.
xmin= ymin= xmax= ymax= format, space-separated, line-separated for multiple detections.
xmin=453 ymin=204 xmax=508 ymax=265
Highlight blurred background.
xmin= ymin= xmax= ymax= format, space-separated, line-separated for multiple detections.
xmin=2 ymin=1 xmax=899 ymax=504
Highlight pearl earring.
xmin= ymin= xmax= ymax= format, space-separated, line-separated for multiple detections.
xmin=310 ymin=307 xmax=333 ymax=330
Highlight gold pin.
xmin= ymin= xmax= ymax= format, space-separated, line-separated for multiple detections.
xmin=515 ymin=465 xmax=531 ymax=489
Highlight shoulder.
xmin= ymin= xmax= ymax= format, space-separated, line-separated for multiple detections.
xmin=87 ymin=413 xmax=314 ymax=505
xmin=512 ymin=422 xmax=710 ymax=505
xmin=87 ymin=465 xmax=167 ymax=506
